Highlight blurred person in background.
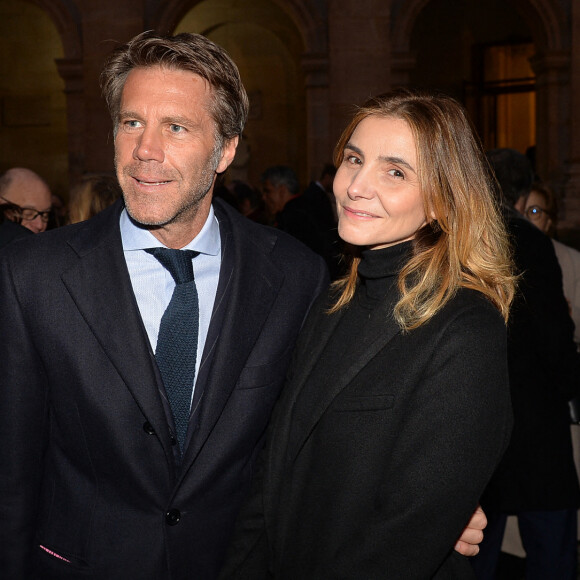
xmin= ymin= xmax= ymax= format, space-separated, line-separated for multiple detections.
xmin=0 ymin=167 xmax=52 ymax=235
xmin=524 ymin=181 xmax=580 ymax=344
xmin=473 ymin=149 xmax=580 ymax=580
xmin=68 ymin=173 xmax=123 ymax=224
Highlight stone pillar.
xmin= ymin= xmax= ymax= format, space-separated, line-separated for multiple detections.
xmin=55 ymin=58 xmax=84 ymax=189
xmin=81 ymin=0 xmax=147 ymax=175
xmin=390 ymin=51 xmax=417 ymax=87
xmin=560 ymin=0 xmax=580 ymax=228
xmin=302 ymin=52 xmax=330 ymax=179
xmin=327 ymin=0 xmax=392 ymax=144
xmin=530 ymin=51 xmax=572 ymax=220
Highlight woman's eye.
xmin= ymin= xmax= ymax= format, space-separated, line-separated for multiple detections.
xmin=345 ymin=154 xmax=360 ymax=165
xmin=388 ymin=168 xmax=405 ymax=179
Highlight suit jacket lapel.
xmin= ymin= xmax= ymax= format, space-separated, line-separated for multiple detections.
xmin=180 ymin=202 xmax=285 ymax=470
xmin=286 ymin=299 xmax=401 ymax=464
xmin=60 ymin=203 xmax=173 ymax=463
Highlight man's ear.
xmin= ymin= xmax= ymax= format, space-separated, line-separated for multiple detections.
xmin=216 ymin=136 xmax=239 ymax=174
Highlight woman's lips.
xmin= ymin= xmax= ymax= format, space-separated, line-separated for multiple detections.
xmin=343 ymin=205 xmax=379 ymax=219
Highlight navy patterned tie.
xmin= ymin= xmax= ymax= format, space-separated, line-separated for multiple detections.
xmin=145 ymin=247 xmax=199 ymax=455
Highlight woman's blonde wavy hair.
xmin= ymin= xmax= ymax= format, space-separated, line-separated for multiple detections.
xmin=330 ymin=88 xmax=515 ymax=331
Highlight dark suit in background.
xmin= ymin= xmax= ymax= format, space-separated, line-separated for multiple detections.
xmin=277 ymin=180 xmax=343 ymax=279
xmin=0 ymin=217 xmax=32 ymax=249
xmin=473 ymin=209 xmax=580 ymax=578
xmin=0 ymin=198 xmax=328 ymax=579
xmin=473 ymin=148 xmax=580 ymax=579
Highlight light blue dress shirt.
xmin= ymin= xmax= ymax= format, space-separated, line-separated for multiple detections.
xmin=120 ymin=206 xmax=221 ymax=405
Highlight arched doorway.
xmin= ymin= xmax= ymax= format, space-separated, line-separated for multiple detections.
xmin=409 ymin=0 xmax=535 ymax=155
xmin=0 ymin=0 xmax=69 ymax=195
xmin=158 ymin=0 xmax=308 ymax=189
xmin=391 ymin=0 xmax=570 ymax=215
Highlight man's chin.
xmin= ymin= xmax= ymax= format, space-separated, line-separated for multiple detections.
xmin=128 ymin=213 xmax=170 ymax=230
xmin=121 ymin=194 xmax=167 ymax=225
xmin=124 ymin=203 xmax=171 ymax=229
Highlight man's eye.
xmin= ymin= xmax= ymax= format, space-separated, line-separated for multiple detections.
xmin=123 ymin=120 xmax=141 ymax=129
xmin=170 ymin=124 xmax=184 ymax=133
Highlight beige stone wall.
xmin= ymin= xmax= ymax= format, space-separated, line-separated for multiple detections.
xmin=0 ymin=0 xmax=67 ymax=195
xmin=3 ymin=0 xmax=579 ymax=227
xmin=176 ymin=1 xmax=307 ymax=187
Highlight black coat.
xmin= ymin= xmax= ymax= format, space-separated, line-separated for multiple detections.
xmin=277 ymin=182 xmax=343 ymax=279
xmin=0 ymin=199 xmax=329 ymax=579
xmin=0 ymin=218 xmax=32 ymax=249
xmin=221 ymin=283 xmax=512 ymax=579
xmin=481 ymin=211 xmax=580 ymax=512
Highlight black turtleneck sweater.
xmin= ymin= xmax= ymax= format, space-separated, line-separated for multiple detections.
xmin=314 ymin=241 xmax=412 ymax=372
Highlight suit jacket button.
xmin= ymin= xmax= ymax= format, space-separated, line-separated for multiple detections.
xmin=166 ymin=509 xmax=181 ymax=526
xmin=143 ymin=421 xmax=155 ymax=435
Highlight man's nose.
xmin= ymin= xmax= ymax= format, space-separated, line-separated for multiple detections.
xmin=134 ymin=128 xmax=165 ymax=163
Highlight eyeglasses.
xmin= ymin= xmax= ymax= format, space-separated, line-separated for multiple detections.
xmin=0 ymin=195 xmax=51 ymax=222
xmin=525 ymin=205 xmax=548 ymax=221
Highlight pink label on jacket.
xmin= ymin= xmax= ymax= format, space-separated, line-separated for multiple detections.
xmin=39 ymin=545 xmax=71 ymax=563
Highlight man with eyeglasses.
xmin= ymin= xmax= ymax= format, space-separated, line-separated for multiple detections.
xmin=0 ymin=167 xmax=52 ymax=238
xmin=473 ymin=149 xmax=580 ymax=579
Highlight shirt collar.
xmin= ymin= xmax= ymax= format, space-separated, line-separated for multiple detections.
xmin=120 ymin=204 xmax=221 ymax=256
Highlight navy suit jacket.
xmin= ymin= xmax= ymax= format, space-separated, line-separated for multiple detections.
xmin=0 ymin=198 xmax=328 ymax=579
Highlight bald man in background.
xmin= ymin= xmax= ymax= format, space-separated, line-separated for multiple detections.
xmin=0 ymin=168 xmax=52 ymax=239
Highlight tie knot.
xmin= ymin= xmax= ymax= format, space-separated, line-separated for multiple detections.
xmin=145 ymin=247 xmax=198 ymax=284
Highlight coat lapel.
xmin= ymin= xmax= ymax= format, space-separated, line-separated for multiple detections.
xmin=286 ymin=298 xmax=402 ymax=464
xmin=180 ymin=202 xmax=285 ymax=471
xmin=60 ymin=203 xmax=173 ymax=463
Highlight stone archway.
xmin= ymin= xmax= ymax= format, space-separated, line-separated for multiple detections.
xmin=19 ymin=0 xmax=83 ymax=189
xmin=154 ymin=0 xmax=330 ymax=183
xmin=29 ymin=0 xmax=82 ymax=58
xmin=391 ymin=0 xmax=565 ymax=55
xmin=390 ymin=0 xmax=574 ymax=222
xmin=0 ymin=0 xmax=83 ymax=193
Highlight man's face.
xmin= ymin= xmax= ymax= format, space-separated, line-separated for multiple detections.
xmin=114 ymin=66 xmax=237 ymax=245
xmin=262 ymin=180 xmax=287 ymax=215
xmin=524 ymin=190 xmax=552 ymax=234
xmin=2 ymin=175 xmax=52 ymax=233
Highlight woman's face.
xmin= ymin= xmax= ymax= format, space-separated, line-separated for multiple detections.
xmin=524 ymin=190 xmax=552 ymax=234
xmin=333 ymin=115 xmax=427 ymax=250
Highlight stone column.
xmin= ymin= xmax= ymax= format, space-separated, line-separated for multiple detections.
xmin=327 ymin=0 xmax=392 ymax=144
xmin=302 ymin=52 xmax=330 ymax=179
xmin=390 ymin=51 xmax=417 ymax=87
xmin=530 ymin=51 xmax=572 ymax=220
xmin=55 ymin=58 xmax=84 ymax=188
xmin=560 ymin=0 xmax=580 ymax=227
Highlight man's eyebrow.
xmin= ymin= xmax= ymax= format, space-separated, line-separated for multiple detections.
xmin=118 ymin=109 xmax=141 ymax=120
xmin=118 ymin=111 xmax=199 ymax=129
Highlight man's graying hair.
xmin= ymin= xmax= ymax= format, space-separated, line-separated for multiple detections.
xmin=100 ymin=31 xmax=249 ymax=146
xmin=261 ymin=165 xmax=300 ymax=196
